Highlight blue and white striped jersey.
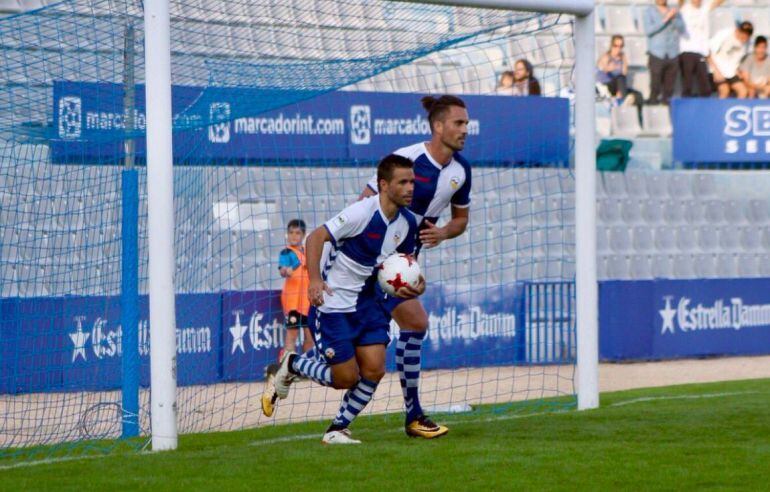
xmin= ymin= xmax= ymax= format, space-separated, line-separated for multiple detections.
xmin=367 ymin=142 xmax=472 ymax=226
xmin=320 ymin=196 xmax=418 ymax=313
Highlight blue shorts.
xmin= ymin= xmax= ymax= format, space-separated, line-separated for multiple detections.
xmin=376 ymin=281 xmax=409 ymax=313
xmin=309 ymin=297 xmax=391 ymax=365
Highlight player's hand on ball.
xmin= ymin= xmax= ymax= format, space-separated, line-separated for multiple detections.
xmin=419 ymin=221 xmax=447 ymax=248
xmin=308 ymin=279 xmax=332 ymax=306
xmin=394 ymin=275 xmax=425 ymax=299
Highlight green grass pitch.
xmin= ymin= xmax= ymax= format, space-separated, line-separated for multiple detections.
xmin=2 ymin=378 xmax=769 ymax=490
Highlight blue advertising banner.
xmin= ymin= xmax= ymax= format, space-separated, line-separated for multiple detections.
xmin=1 ymin=283 xmax=566 ymax=394
xmin=672 ymin=98 xmax=770 ymax=162
xmin=600 ymin=279 xmax=770 ymax=360
xmin=51 ymin=81 xmax=570 ymax=165
xmin=0 ymin=294 xmax=221 ymax=394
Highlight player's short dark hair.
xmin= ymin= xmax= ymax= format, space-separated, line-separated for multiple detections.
xmin=756 ymin=35 xmax=767 ymax=47
xmin=738 ymin=21 xmax=753 ymax=37
xmin=376 ymin=154 xmax=414 ymax=191
xmin=287 ymin=219 xmax=306 ymax=233
xmin=421 ymin=95 xmax=466 ymax=132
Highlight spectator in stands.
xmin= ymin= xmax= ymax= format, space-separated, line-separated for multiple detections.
xmin=709 ymin=21 xmax=753 ymax=98
xmin=494 ymin=70 xmax=515 ymax=95
xmin=643 ymin=0 xmax=685 ymax=105
xmin=679 ymin=0 xmax=725 ymax=97
xmin=496 ymin=60 xmax=541 ymax=96
xmin=739 ymin=36 xmax=770 ymax=99
xmin=597 ymin=35 xmax=643 ymax=117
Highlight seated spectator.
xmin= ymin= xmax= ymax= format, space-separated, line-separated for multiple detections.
xmin=494 ymin=70 xmax=516 ymax=95
xmin=708 ymin=21 xmax=753 ymax=98
xmin=597 ymin=35 xmax=643 ymax=116
xmin=739 ymin=36 xmax=770 ymax=99
xmin=643 ymin=0 xmax=685 ymax=105
xmin=496 ymin=60 xmax=541 ymax=96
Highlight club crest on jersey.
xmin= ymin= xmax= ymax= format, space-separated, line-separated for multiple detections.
xmin=450 ymin=176 xmax=461 ymax=190
xmin=325 ymin=347 xmax=336 ymax=359
xmin=336 ymin=214 xmax=347 ymax=225
xmin=393 ymin=233 xmax=400 ymax=243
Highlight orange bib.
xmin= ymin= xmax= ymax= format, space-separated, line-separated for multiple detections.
xmin=281 ymin=244 xmax=310 ymax=316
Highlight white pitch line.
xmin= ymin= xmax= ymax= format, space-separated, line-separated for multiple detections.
xmin=607 ymin=390 xmax=760 ymax=408
xmin=5 ymin=390 xmax=763 ymax=467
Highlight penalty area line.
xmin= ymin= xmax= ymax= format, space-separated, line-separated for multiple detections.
xmin=608 ymin=390 xmax=760 ymax=408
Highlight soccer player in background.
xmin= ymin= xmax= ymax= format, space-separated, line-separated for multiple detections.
xmin=277 ymin=219 xmax=313 ymax=360
xmin=358 ymin=95 xmax=471 ymax=439
xmin=262 ymin=154 xmax=423 ymax=444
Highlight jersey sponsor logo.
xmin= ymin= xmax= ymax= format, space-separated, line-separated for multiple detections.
xmin=659 ymin=295 xmax=770 ymax=334
xmin=58 ymin=96 xmax=82 ymax=139
xmin=414 ymin=174 xmax=430 ymax=183
xmin=209 ymin=102 xmax=231 ymax=143
xmin=366 ymin=232 xmax=382 ymax=239
xmin=350 ymin=104 xmax=371 ymax=145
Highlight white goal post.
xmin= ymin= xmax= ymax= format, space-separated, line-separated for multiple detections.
xmin=141 ymin=0 xmax=598 ymax=452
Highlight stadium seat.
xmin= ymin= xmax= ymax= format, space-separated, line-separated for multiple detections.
xmin=598 ymin=198 xmax=622 ymax=223
xmin=759 ymin=254 xmax=770 ymax=277
xmin=724 ymin=199 xmax=745 ymax=224
xmin=624 ymin=36 xmax=647 ymax=67
xmin=710 ymin=9 xmax=737 ymax=34
xmin=601 ymin=171 xmax=627 ymax=197
xmin=745 ymin=199 xmax=770 ymax=223
xmin=621 ymin=198 xmax=643 ymax=223
xmin=675 ymin=225 xmax=697 ymax=252
xmin=641 ymin=199 xmax=664 ymax=224
xmin=624 ymin=172 xmax=647 ymax=197
xmin=606 ymin=254 xmax=630 ymax=279
xmin=629 ymin=255 xmax=652 ymax=279
xmin=704 ymin=200 xmax=726 ymax=223
xmin=692 ymin=173 xmax=717 ymax=197
xmin=611 ymin=106 xmax=642 ymax=138
xmin=609 ymin=226 xmax=632 ymax=252
xmin=684 ymin=200 xmax=706 ymax=224
xmin=0 ymin=0 xmax=21 ymax=13
xmin=739 ymin=226 xmax=761 ymax=251
xmin=641 ymin=105 xmax=672 ymax=137
xmin=632 ymin=225 xmax=654 ymax=252
xmin=651 ymin=254 xmax=674 ymax=278
xmin=716 ymin=253 xmax=738 ymax=278
xmin=719 ymin=226 xmax=740 ymax=251
xmin=739 ymin=8 xmax=770 ymax=35
xmin=672 ymin=254 xmax=695 ymax=278
xmin=604 ymin=5 xmax=638 ymax=33
xmin=662 ymin=200 xmax=686 ymax=224
xmin=693 ymin=253 xmax=718 ymax=278
xmin=654 ymin=226 xmax=676 ymax=251
xmin=737 ymin=253 xmax=760 ymax=277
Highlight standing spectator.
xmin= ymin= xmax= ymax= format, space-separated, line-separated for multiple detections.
xmin=679 ymin=0 xmax=725 ymax=97
xmin=643 ymin=0 xmax=685 ymax=105
xmin=739 ymin=36 xmax=770 ymax=99
xmin=597 ymin=35 xmax=643 ymax=117
xmin=709 ymin=21 xmax=753 ymax=98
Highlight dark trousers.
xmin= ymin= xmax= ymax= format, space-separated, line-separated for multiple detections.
xmin=648 ymin=54 xmax=678 ymax=104
xmin=679 ymin=52 xmax=711 ymax=97
xmin=605 ymin=75 xmax=644 ymax=123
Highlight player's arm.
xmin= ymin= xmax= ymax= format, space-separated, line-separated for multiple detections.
xmin=357 ymin=173 xmax=378 ymax=200
xmin=305 ymin=227 xmax=333 ymax=306
xmin=420 ymin=206 xmax=469 ymax=248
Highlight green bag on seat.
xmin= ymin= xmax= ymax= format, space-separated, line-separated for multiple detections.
xmin=596 ymin=139 xmax=633 ymax=172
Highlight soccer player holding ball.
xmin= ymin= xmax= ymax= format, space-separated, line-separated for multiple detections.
xmin=262 ymin=154 xmax=424 ymax=444
xmin=359 ymin=95 xmax=471 ymax=439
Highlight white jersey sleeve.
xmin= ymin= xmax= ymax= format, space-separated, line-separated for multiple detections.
xmin=323 ymin=198 xmax=372 ymax=245
xmin=366 ymin=172 xmax=378 ymax=193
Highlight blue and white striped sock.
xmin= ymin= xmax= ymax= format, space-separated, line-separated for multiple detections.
xmin=396 ymin=331 xmax=425 ymax=424
xmin=290 ymin=353 xmax=333 ymax=387
xmin=331 ymin=377 xmax=378 ymax=428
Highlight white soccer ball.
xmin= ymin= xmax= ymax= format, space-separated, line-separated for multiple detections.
xmin=377 ymin=254 xmax=421 ymax=296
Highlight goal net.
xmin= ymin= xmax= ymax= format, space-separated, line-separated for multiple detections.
xmin=0 ymin=0 xmax=577 ymax=461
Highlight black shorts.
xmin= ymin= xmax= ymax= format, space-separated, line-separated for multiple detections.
xmin=285 ymin=310 xmax=309 ymax=329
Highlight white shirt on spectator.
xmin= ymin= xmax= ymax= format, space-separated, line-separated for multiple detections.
xmin=679 ymin=2 xmax=711 ymax=56
xmin=709 ymin=28 xmax=749 ymax=78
